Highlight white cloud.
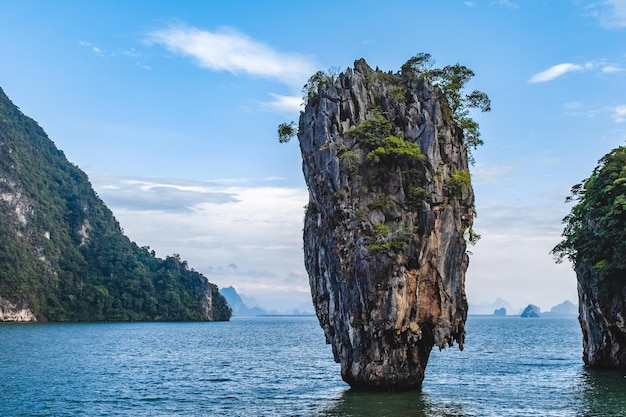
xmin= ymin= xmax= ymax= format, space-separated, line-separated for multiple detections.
xmin=472 ymin=164 xmax=515 ymax=183
xmin=592 ymin=0 xmax=626 ymax=28
xmin=146 ymin=25 xmax=316 ymax=88
xmin=260 ymin=94 xmax=304 ymax=115
xmin=497 ymin=0 xmax=519 ymax=9
xmin=468 ymin=193 xmax=578 ymax=311
xmin=611 ymin=104 xmax=626 ymax=122
xmin=602 ymin=64 xmax=624 ymax=73
xmin=528 ymin=62 xmax=591 ymax=83
xmin=91 ymin=174 xmax=311 ymax=311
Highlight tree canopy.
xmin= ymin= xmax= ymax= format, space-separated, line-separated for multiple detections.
xmin=552 ymin=146 xmax=626 ymax=276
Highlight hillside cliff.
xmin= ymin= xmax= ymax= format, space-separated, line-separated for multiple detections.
xmin=0 ymin=87 xmax=231 ymax=322
xmin=298 ymin=59 xmax=477 ymax=389
xmin=553 ymin=146 xmax=626 ymax=367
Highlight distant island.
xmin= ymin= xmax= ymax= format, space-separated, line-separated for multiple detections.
xmin=469 ymin=298 xmax=578 ymax=317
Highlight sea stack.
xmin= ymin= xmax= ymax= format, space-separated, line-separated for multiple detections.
xmin=553 ymin=146 xmax=626 ymax=368
xmin=298 ymin=59 xmax=476 ymax=389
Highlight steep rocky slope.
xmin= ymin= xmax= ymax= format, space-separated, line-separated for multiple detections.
xmin=0 ymin=87 xmax=231 ymax=322
xmin=298 ymin=59 xmax=476 ymax=389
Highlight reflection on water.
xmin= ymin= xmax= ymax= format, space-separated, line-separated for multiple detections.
xmin=578 ymin=368 xmax=626 ymax=416
xmin=318 ymin=366 xmax=626 ymax=417
xmin=318 ymin=390 xmax=465 ymax=417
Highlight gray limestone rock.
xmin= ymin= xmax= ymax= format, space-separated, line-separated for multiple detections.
xmin=577 ymin=264 xmax=626 ymax=367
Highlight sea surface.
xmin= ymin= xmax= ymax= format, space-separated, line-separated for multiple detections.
xmin=1 ymin=315 xmax=625 ymax=416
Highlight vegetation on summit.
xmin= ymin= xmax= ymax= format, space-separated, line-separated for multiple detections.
xmin=278 ymin=53 xmax=491 ymax=164
xmin=552 ymin=146 xmax=626 ymax=276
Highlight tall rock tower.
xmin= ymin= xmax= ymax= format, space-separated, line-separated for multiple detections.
xmin=298 ymin=59 xmax=476 ymax=389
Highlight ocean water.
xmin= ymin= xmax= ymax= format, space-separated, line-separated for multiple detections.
xmin=0 ymin=316 xmax=624 ymax=416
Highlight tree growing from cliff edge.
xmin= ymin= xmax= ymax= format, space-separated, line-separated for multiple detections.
xmin=402 ymin=53 xmax=491 ymax=162
xmin=552 ymin=146 xmax=626 ymax=275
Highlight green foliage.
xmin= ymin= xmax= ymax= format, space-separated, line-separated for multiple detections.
xmin=400 ymin=53 xmax=435 ymax=79
xmin=444 ymin=170 xmax=471 ymax=199
xmin=365 ymin=70 xmax=402 ymax=87
xmin=302 ymin=68 xmax=339 ymax=105
xmin=405 ymin=184 xmax=428 ymax=211
xmin=344 ymin=110 xmax=395 ymax=149
xmin=369 ymin=195 xmax=396 ymax=211
xmin=0 ymin=88 xmax=231 ymax=322
xmin=366 ymin=136 xmax=425 ymax=165
xmin=389 ymin=86 xmax=407 ymax=103
xmin=552 ymin=146 xmax=626 ymax=276
xmin=278 ymin=121 xmax=297 ymax=143
xmin=366 ymin=223 xmax=392 ymax=252
xmin=338 ymin=150 xmax=361 ymax=172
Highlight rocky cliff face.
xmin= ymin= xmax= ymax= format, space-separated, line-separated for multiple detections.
xmin=298 ymin=59 xmax=475 ymax=389
xmin=577 ymin=264 xmax=626 ymax=367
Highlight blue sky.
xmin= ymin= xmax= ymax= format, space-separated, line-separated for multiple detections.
xmin=1 ymin=0 xmax=625 ymax=312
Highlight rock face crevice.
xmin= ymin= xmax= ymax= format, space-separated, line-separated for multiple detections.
xmin=298 ymin=59 xmax=474 ymax=389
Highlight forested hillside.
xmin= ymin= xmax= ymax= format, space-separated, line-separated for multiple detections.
xmin=0 ymin=87 xmax=231 ymax=322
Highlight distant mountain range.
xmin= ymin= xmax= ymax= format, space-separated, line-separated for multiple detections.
xmin=219 ymin=286 xmax=314 ymax=316
xmin=219 ymin=287 xmax=266 ymax=316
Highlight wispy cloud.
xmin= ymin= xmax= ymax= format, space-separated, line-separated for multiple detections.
xmin=78 ymin=41 xmax=152 ymax=70
xmin=93 ymin=175 xmax=240 ymax=213
xmin=611 ymin=104 xmax=626 ymax=122
xmin=563 ymin=101 xmax=601 ymax=119
xmin=146 ymin=25 xmax=316 ymax=89
xmin=528 ymin=62 xmax=592 ymax=83
xmin=259 ymin=94 xmax=303 ymax=114
xmin=472 ymin=164 xmax=515 ymax=183
xmin=79 ymin=40 xmax=103 ymax=55
xmin=563 ymin=101 xmax=626 ymax=123
xmin=496 ymin=0 xmax=519 ymax=9
xmin=602 ymin=64 xmax=623 ymax=73
xmin=585 ymin=0 xmax=626 ymax=28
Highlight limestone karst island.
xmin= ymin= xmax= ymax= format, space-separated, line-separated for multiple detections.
xmin=0 ymin=87 xmax=231 ymax=322
xmin=281 ymin=56 xmax=489 ymax=390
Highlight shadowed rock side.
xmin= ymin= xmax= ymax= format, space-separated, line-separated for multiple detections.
xmin=577 ymin=265 xmax=626 ymax=367
xmin=298 ymin=59 xmax=475 ymax=389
